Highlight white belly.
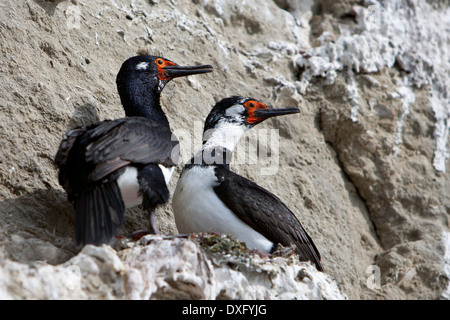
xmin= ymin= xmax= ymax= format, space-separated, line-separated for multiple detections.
xmin=172 ymin=166 xmax=274 ymax=253
xmin=117 ymin=165 xmax=174 ymax=208
xmin=117 ymin=166 xmax=142 ymax=208
xmin=160 ymin=165 xmax=175 ymax=185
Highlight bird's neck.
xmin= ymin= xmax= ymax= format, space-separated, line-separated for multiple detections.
xmin=202 ymin=120 xmax=247 ymax=152
xmin=188 ymin=121 xmax=247 ymax=168
xmin=188 ymin=146 xmax=233 ymax=168
xmin=119 ymin=79 xmax=170 ymax=128
xmin=124 ymin=94 xmax=169 ymax=127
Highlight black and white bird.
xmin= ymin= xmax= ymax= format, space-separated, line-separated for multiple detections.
xmin=55 ymin=55 xmax=213 ymax=245
xmin=172 ymin=96 xmax=323 ymax=271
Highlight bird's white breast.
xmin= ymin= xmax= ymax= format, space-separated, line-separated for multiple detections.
xmin=172 ymin=165 xmax=273 ymax=253
xmin=117 ymin=166 xmax=141 ymax=208
xmin=160 ymin=165 xmax=174 ymax=185
xmin=117 ymin=165 xmax=174 ymax=208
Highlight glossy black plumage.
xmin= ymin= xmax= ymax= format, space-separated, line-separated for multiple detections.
xmin=173 ymin=96 xmax=323 ymax=271
xmin=74 ymin=180 xmax=125 ymax=245
xmin=55 ymin=55 xmax=212 ymax=245
xmin=56 ymin=118 xmax=177 ymax=194
xmin=213 ymin=166 xmax=323 ymax=271
xmin=55 ymin=117 xmax=178 ymax=246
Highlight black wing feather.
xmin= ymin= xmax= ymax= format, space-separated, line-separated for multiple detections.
xmin=55 ymin=116 xmax=178 ymax=245
xmin=84 ymin=117 xmax=179 ymax=181
xmin=55 ymin=117 xmax=179 ymax=190
xmin=213 ymin=166 xmax=323 ymax=271
xmin=74 ymin=180 xmax=125 ymax=245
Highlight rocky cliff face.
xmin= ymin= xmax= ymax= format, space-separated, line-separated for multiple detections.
xmin=0 ymin=0 xmax=448 ymax=299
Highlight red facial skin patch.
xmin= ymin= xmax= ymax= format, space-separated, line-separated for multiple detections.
xmin=244 ymin=100 xmax=268 ymax=124
xmin=155 ymin=58 xmax=176 ymax=81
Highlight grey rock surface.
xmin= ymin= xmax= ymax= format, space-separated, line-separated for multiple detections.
xmin=0 ymin=0 xmax=448 ymax=299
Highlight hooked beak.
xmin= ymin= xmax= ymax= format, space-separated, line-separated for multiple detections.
xmin=253 ymin=107 xmax=300 ymax=119
xmin=163 ymin=64 xmax=214 ymax=79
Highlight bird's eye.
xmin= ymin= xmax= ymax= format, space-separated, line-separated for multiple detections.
xmin=245 ymin=101 xmax=258 ymax=110
xmin=156 ymin=58 xmax=164 ymax=65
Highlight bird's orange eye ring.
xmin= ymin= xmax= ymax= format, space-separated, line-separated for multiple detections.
xmin=155 ymin=58 xmax=176 ymax=80
xmin=244 ymin=100 xmax=268 ymax=124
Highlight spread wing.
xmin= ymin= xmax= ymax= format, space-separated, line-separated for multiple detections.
xmin=213 ymin=166 xmax=323 ymax=271
xmin=55 ymin=117 xmax=179 ymax=184
xmin=84 ymin=117 xmax=179 ymax=181
xmin=54 ymin=117 xmax=179 ymax=245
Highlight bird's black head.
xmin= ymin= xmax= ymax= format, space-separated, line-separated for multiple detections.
xmin=116 ymin=55 xmax=213 ymax=119
xmin=116 ymin=55 xmax=213 ymax=92
xmin=204 ymin=96 xmax=300 ymax=132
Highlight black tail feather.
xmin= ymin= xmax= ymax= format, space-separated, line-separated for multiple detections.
xmin=74 ymin=181 xmax=125 ymax=246
xmin=296 ymin=243 xmax=323 ymax=272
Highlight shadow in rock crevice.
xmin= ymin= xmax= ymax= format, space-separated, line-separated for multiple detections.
xmin=33 ymin=0 xmax=66 ymax=16
xmin=0 ymin=188 xmax=78 ymax=265
xmin=0 ymin=186 xmax=155 ymax=265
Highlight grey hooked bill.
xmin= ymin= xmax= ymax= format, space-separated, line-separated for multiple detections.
xmin=253 ymin=107 xmax=300 ymax=118
xmin=164 ymin=64 xmax=214 ymax=78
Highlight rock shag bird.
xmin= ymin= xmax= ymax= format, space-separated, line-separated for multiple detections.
xmin=55 ymin=55 xmax=213 ymax=245
xmin=172 ymin=96 xmax=323 ymax=271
